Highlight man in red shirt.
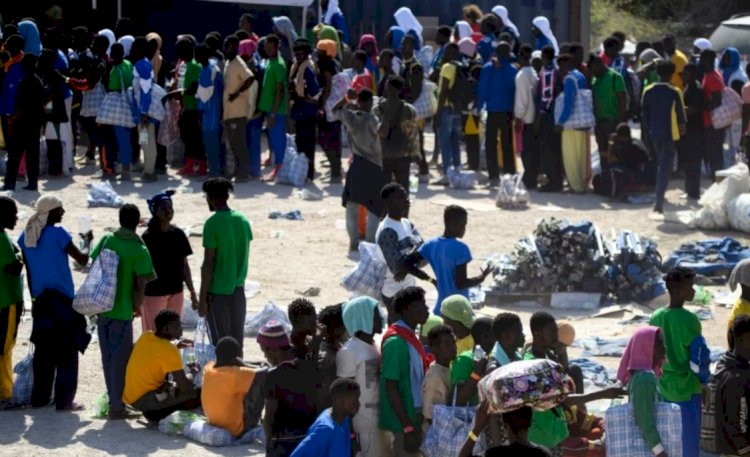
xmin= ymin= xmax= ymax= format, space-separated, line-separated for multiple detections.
xmin=701 ymin=49 xmax=726 ymax=178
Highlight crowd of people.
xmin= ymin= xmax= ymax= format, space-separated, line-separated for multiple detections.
xmin=2 ymin=2 xmax=750 ymax=457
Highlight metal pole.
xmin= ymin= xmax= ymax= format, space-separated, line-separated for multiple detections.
xmin=318 ymin=0 xmax=322 ymax=26
xmin=302 ymin=6 xmax=308 ymax=36
xmin=117 ymin=0 xmax=122 ymax=20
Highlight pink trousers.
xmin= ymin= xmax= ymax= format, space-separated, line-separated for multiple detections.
xmin=141 ymin=294 xmax=184 ymax=332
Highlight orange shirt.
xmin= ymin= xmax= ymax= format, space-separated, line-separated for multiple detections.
xmin=201 ymin=362 xmax=256 ymax=437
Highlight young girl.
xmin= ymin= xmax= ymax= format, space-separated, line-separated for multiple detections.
xmin=616 ymin=326 xmax=667 ymax=457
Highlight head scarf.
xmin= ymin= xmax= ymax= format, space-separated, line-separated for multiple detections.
xmin=730 ymin=259 xmax=750 ymax=291
xmin=492 ymin=5 xmax=519 ymax=37
xmin=455 ymin=21 xmax=472 ymax=40
xmin=316 ymin=39 xmax=337 ymax=59
xmin=24 ymin=195 xmax=63 ymax=248
xmin=693 ymin=38 xmax=712 ymax=52
xmin=388 ymin=26 xmax=405 ymax=53
xmin=118 ymin=35 xmax=134 ymax=56
xmin=18 ymin=20 xmax=42 ymax=56
xmin=358 ymin=34 xmax=379 ymax=60
xmin=317 ymin=25 xmax=343 ymax=60
xmin=617 ymin=326 xmax=664 ymax=384
xmin=134 ymin=58 xmax=154 ymax=95
xmin=342 ymin=296 xmax=385 ymax=336
xmin=98 ymin=28 xmax=115 ymax=56
xmin=420 ymin=314 xmax=444 ymax=339
xmin=532 ymin=16 xmax=559 ymax=56
xmin=721 ymin=47 xmax=746 ymax=85
xmin=458 ymin=37 xmax=476 ymax=57
xmin=394 ymin=7 xmax=423 ymax=38
xmin=323 ymin=0 xmax=343 ymax=25
xmin=239 ymin=39 xmax=258 ymax=60
xmin=147 ymin=190 xmax=175 ymax=215
xmin=272 ymin=16 xmax=298 ymax=46
xmin=146 ymin=32 xmax=163 ymax=78
xmin=440 ymin=295 xmax=475 ymax=329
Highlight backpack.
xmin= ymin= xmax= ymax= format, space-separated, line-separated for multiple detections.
xmin=447 ymin=61 xmax=477 ymax=112
xmin=593 ymin=168 xmax=623 ymax=198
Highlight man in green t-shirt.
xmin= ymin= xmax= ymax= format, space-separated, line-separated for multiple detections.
xmin=258 ymin=34 xmax=288 ymax=180
xmin=380 ymin=286 xmax=429 ymax=457
xmin=91 ymin=204 xmax=156 ymax=419
xmin=589 ymin=54 xmax=626 ymax=159
xmin=451 ymin=317 xmax=495 ymax=407
xmin=0 ymin=197 xmax=23 ymax=401
xmin=175 ymin=38 xmax=207 ymax=176
xmin=649 ymin=267 xmax=702 ymax=457
xmin=198 ymin=178 xmax=253 ymax=355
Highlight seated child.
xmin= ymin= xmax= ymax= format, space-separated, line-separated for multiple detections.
xmin=713 ymin=315 xmax=750 ymax=456
xmin=123 ymin=310 xmax=198 ymax=422
xmin=202 ymin=336 xmax=266 ymax=437
xmin=291 ymin=378 xmax=361 ymax=457
xmin=422 ymin=324 xmax=458 ymax=434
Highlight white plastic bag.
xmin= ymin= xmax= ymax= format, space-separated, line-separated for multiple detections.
xmin=495 ymin=174 xmax=530 ymax=209
xmin=87 ymin=181 xmax=125 ymax=208
xmin=448 ymin=169 xmax=477 ymax=190
xmin=689 ymin=163 xmax=750 ymax=230
xmin=728 ymin=194 xmax=750 ymax=233
xmin=244 ymin=302 xmax=292 ymax=337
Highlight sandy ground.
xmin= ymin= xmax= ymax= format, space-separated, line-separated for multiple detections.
xmin=0 ymin=131 xmax=746 ymax=456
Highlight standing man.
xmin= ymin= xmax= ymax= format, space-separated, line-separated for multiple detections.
xmin=380 ymin=286 xmax=430 ymax=457
xmin=91 ymin=204 xmax=156 ymax=418
xmin=663 ymin=34 xmax=688 ymax=91
xmin=259 ymin=35 xmax=288 ymax=180
xmin=195 ymin=43 xmax=224 ymax=179
xmin=681 ymin=63 xmax=705 ymax=200
xmin=374 ymin=76 xmax=418 ymax=190
xmin=198 ymin=178 xmax=253 ymax=355
xmin=589 ymin=54 xmax=626 ymax=166
xmin=515 ymin=44 xmax=540 ymax=190
xmin=435 ymin=43 xmax=463 ymax=184
xmin=176 ymin=38 xmax=206 ymax=176
xmin=701 ymin=49 xmax=726 ymax=179
xmin=223 ymin=35 xmax=255 ymax=182
xmin=537 ymin=45 xmax=564 ymax=192
xmin=289 ymin=39 xmax=320 ymax=182
xmin=479 ymin=42 xmax=517 ymax=186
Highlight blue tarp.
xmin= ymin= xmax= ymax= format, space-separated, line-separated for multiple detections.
xmin=663 ymin=238 xmax=750 ymax=277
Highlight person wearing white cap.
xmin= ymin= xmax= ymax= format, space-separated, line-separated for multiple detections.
xmin=531 ymin=16 xmax=559 ymax=56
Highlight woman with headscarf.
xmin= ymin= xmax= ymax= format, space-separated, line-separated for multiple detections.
xmin=18 ymin=195 xmax=92 ymax=411
xmin=720 ymin=47 xmax=747 ymax=168
xmin=140 ymin=191 xmax=197 ymax=333
xmin=316 ymin=39 xmax=344 ymax=183
xmin=385 ymin=25 xmax=405 ymax=75
xmin=272 ymin=16 xmax=298 ymax=64
xmin=17 ymin=20 xmax=41 ymax=56
xmin=463 ymin=4 xmax=483 ymax=35
xmin=98 ymin=28 xmax=116 ymax=56
xmin=317 ymin=25 xmax=343 ymax=64
xmin=118 ymin=35 xmax=135 ymax=59
xmin=322 ymin=0 xmax=350 ymax=44
xmin=492 ymin=5 xmax=520 ymax=54
xmin=532 ymin=16 xmax=559 ymax=56
xmin=289 ymin=39 xmax=320 ymax=182
xmin=358 ymin=34 xmax=379 ymax=91
xmin=337 ymin=296 xmax=386 ymax=457
xmin=615 ymin=326 xmax=667 ymax=457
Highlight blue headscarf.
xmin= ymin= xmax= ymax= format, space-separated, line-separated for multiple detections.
xmin=342 ymin=296 xmax=384 ymax=336
xmin=721 ymin=47 xmax=742 ymax=85
xmin=147 ymin=190 xmax=175 ymax=215
xmin=18 ymin=20 xmax=42 ymax=56
xmin=389 ymin=26 xmax=405 ymax=53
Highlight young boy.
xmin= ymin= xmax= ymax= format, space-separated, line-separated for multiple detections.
xmin=290 ymin=378 xmax=361 ymax=457
xmin=489 ymin=312 xmax=525 ymax=371
xmin=440 ymin=295 xmax=476 ymax=354
xmin=406 ymin=205 xmax=491 ymax=315
xmin=649 ymin=267 xmax=703 ymax=457
xmin=0 ymin=197 xmax=22 ymax=401
xmin=122 ymin=310 xmax=198 ymax=422
xmin=641 ymin=60 xmax=687 ymax=214
xmin=202 ymin=336 xmax=265 ymax=437
xmin=452 ymin=317 xmax=495 ymax=406
xmin=260 ymin=320 xmax=321 ymax=457
xmin=350 ymin=50 xmax=374 ymax=94
xmin=422 ymin=325 xmax=457 ymax=434
xmin=288 ymin=298 xmax=323 ymax=360
xmin=713 ymin=315 xmax=750 ymax=456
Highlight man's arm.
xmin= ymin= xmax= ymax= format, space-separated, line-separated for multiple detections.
xmin=198 ymin=248 xmax=216 ymax=317
xmin=183 ymin=258 xmax=198 ymax=305
xmin=228 ymin=76 xmax=256 ymax=102
xmin=65 ymin=232 xmax=92 ymax=266
xmin=403 ymin=252 xmax=435 ymax=284
xmin=263 ymin=398 xmax=278 ymax=448
xmin=454 ymin=263 xmax=491 ymax=290
xmin=133 ymin=275 xmax=150 ymax=316
xmin=267 ymin=81 xmax=284 ymax=128
xmin=557 ymin=76 xmax=575 ymax=126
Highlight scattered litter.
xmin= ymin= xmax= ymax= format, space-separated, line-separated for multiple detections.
xmin=244 ymin=302 xmax=292 ymax=336
xmin=571 ymin=358 xmax=613 ymax=387
xmin=269 ymin=210 xmax=304 ymax=221
xmin=334 ymin=219 xmax=346 ymax=230
xmin=270 ymin=231 xmax=284 ymax=239
xmin=88 ymin=181 xmax=124 ymax=208
xmin=295 ymin=188 xmax=324 ymax=201
xmin=573 ymin=337 xmax=629 ymax=357
xmin=495 ymin=174 xmax=529 ymax=209
xmin=245 ymin=281 xmax=261 ymax=299
xmin=295 ymin=287 xmax=320 ymax=297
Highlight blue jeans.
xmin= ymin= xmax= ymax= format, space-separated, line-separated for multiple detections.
xmin=113 ymin=126 xmax=132 ymax=165
xmin=438 ymin=109 xmax=462 ymax=174
xmin=674 ymin=394 xmax=701 ymax=457
xmin=267 ymin=113 xmax=287 ymax=165
xmin=97 ymin=317 xmax=133 ymax=411
xmin=247 ymin=116 xmax=264 ymax=177
xmin=202 ymin=130 xmax=221 ymax=176
xmin=652 ymin=139 xmax=676 ymax=212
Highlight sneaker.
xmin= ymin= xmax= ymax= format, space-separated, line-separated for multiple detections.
xmin=433 ymin=175 xmax=450 ymax=186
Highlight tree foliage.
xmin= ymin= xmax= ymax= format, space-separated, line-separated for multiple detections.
xmin=614 ymin=0 xmax=745 ymax=25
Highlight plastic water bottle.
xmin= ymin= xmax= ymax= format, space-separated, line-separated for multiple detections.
xmin=409 ymin=175 xmax=419 ymax=197
xmin=473 ymin=345 xmax=485 ymax=362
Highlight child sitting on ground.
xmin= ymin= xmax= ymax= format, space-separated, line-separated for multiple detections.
xmin=649 ymin=267 xmax=703 ymax=457
xmin=122 ymin=310 xmax=199 ymax=422
xmin=422 ymin=324 xmax=458 ymax=434
xmin=290 ymin=378 xmax=361 ymax=456
xmin=202 ymin=336 xmax=266 ymax=437
xmin=712 ymin=315 xmax=750 ymax=456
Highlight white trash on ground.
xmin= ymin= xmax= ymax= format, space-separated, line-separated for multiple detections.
xmin=244 ymin=302 xmax=291 ymax=336
xmin=87 ymin=181 xmax=124 ymax=208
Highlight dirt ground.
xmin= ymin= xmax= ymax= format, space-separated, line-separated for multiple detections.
xmin=0 ymin=133 xmax=746 ymax=456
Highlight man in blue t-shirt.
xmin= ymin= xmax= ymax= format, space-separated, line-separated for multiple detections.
xmin=405 ymin=205 xmax=491 ymax=315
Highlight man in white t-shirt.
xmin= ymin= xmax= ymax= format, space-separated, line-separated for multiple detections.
xmin=337 ymin=296 xmax=388 ymax=457
xmin=375 ymin=183 xmax=429 ymax=323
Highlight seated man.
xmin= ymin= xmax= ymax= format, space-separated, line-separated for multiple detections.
xmin=202 ymin=336 xmax=266 ymax=437
xmin=123 ymin=310 xmax=199 ymax=422
xmin=594 ymin=123 xmax=656 ymax=198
